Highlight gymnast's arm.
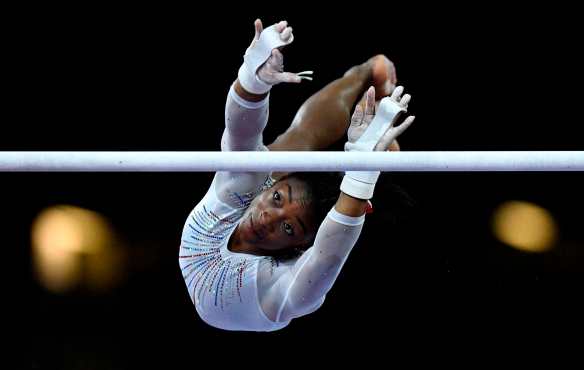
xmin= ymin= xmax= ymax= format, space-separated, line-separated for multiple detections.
xmin=221 ymin=19 xmax=306 ymax=152
xmin=221 ymin=80 xmax=271 ymax=152
xmin=264 ymin=87 xmax=416 ymax=322
xmin=265 ymin=194 xmax=369 ymax=322
xmin=214 ymin=20 xmax=312 ymax=203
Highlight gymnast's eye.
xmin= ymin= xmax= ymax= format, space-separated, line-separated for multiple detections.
xmin=283 ymin=222 xmax=294 ymax=236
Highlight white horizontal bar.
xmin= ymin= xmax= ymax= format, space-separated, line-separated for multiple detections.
xmin=0 ymin=152 xmax=583 ymax=172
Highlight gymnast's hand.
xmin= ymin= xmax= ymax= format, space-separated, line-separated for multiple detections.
xmin=340 ymin=87 xmax=414 ymax=200
xmin=347 ymin=86 xmax=415 ymax=152
xmin=250 ymin=19 xmax=313 ymax=86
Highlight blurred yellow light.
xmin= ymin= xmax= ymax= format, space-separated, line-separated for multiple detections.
xmin=492 ymin=201 xmax=558 ymax=253
xmin=31 ymin=205 xmax=124 ymax=294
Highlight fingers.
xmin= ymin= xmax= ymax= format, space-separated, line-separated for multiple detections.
xmin=390 ymin=86 xmax=411 ymax=110
xmin=272 ymin=20 xmax=293 ymax=43
xmin=375 ymin=116 xmax=415 ymax=151
xmin=280 ymin=26 xmax=293 ymax=42
xmin=253 ymin=19 xmax=292 ymax=45
xmin=351 ymin=104 xmax=365 ymax=126
xmin=393 ymin=116 xmax=416 ymax=138
xmin=254 ymin=19 xmax=263 ymax=41
xmin=391 ymin=86 xmax=404 ymax=101
xmin=365 ymin=86 xmax=376 ymax=117
xmin=400 ymin=94 xmax=411 ymax=109
xmin=270 ymin=49 xmax=284 ymax=68
xmin=351 ymin=86 xmax=375 ymax=129
xmin=275 ymin=20 xmax=288 ymax=33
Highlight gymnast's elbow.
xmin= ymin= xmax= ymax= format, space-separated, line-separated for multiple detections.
xmin=279 ymin=294 xmax=327 ymax=323
xmin=220 ymin=129 xmax=264 ymax=152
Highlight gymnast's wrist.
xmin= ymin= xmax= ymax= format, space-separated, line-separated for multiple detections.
xmin=238 ymin=65 xmax=272 ymax=95
xmin=234 ymin=79 xmax=269 ymax=102
xmin=340 ymin=171 xmax=380 ymax=200
xmin=334 ymin=193 xmax=369 ymax=218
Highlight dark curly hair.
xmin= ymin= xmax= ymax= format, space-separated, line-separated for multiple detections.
xmin=272 ymin=172 xmax=416 ymax=260
xmin=270 ymin=172 xmax=341 ymax=259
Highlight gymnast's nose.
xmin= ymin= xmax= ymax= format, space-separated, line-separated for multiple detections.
xmin=260 ymin=209 xmax=282 ymax=232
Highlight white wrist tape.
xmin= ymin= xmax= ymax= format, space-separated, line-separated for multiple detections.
xmin=340 ymin=171 xmax=380 ymax=200
xmin=238 ymin=25 xmax=294 ymax=94
xmin=341 ymin=97 xmax=405 ymax=200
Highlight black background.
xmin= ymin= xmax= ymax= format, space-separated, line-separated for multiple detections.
xmin=12 ymin=9 xmax=584 ymax=369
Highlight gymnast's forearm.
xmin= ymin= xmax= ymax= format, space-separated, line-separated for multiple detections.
xmin=222 ymin=20 xmax=306 ymax=152
xmin=233 ymin=79 xmax=268 ymax=103
xmin=221 ymin=80 xmax=270 ymax=152
xmin=277 ymin=208 xmax=365 ymax=321
xmin=335 ymin=192 xmax=369 ymax=217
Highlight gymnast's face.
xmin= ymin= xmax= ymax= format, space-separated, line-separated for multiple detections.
xmin=239 ymin=178 xmax=316 ymax=252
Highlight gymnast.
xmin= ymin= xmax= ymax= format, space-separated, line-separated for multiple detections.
xmin=179 ymin=19 xmax=415 ymax=331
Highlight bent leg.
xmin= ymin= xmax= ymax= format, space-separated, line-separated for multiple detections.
xmin=267 ymin=55 xmax=397 ymax=152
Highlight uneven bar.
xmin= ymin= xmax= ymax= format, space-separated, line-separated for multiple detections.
xmin=1 ymin=152 xmax=583 ymax=172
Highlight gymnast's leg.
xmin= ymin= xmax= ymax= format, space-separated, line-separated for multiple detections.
xmin=267 ymin=54 xmax=398 ymax=153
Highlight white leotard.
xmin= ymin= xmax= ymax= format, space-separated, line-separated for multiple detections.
xmin=179 ymin=86 xmax=365 ymax=331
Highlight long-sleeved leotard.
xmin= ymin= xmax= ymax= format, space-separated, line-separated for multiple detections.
xmin=179 ymin=86 xmax=365 ymax=331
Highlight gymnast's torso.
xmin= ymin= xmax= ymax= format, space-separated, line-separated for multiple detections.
xmin=179 ymin=84 xmax=364 ymax=332
xmin=179 ymin=169 xmax=293 ymax=332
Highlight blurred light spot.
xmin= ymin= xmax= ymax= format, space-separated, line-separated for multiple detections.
xmin=492 ymin=201 xmax=558 ymax=253
xmin=31 ymin=205 xmax=125 ymax=294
